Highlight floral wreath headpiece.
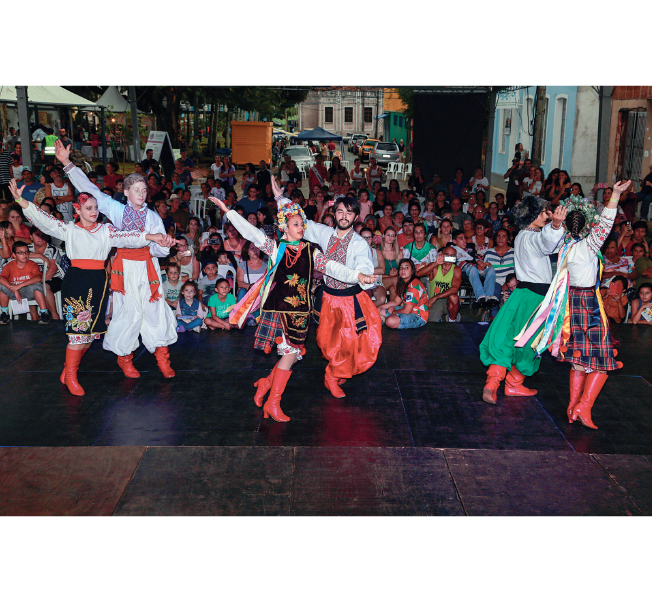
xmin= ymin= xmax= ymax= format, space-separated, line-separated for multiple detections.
xmin=277 ymin=202 xmax=307 ymax=232
xmin=73 ymin=192 xmax=89 ymax=212
xmin=560 ymin=194 xmax=599 ymax=242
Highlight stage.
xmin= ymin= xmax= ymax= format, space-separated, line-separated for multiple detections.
xmin=1 ymin=320 xmax=651 ymax=516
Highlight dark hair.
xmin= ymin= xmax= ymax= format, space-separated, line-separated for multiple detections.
xmin=494 ymin=228 xmax=511 ymax=246
xmin=504 ymin=272 xmax=517 ymax=284
xmin=452 ymin=229 xmax=465 ymax=240
xmin=639 ymin=283 xmax=652 ymax=294
xmin=242 ymin=240 xmax=264 ymax=261
xmin=359 ymin=227 xmax=373 ymax=237
xmin=333 ymin=196 xmax=361 ymax=217
xmin=408 ymin=202 xmax=421 ymax=213
xmin=165 ymin=262 xmax=180 ymax=272
xmin=632 ymin=221 xmax=648 ymax=232
xmin=565 ymin=210 xmax=586 ymax=239
xmin=12 ymin=240 xmax=29 ymax=253
xmin=413 ymin=223 xmax=427 ymax=234
xmin=180 ymin=280 xmax=198 ymax=295
xmin=611 ymin=275 xmax=628 ymax=288
xmin=248 ymin=184 xmax=259 ymax=194
xmin=631 ymin=242 xmax=646 ymax=254
xmin=396 ymin=258 xmax=418 ymax=300
xmin=570 ymin=182 xmax=585 ymax=197
xmin=215 ymin=278 xmax=230 ymax=289
xmin=87 ymin=171 xmax=98 ymax=180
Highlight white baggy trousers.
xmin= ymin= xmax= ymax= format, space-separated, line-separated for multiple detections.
xmin=104 ymin=258 xmax=178 ymax=356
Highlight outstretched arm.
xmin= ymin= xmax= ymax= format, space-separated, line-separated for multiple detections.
xmin=313 ymin=249 xmax=376 ymax=286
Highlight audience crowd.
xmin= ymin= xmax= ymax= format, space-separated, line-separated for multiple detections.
xmin=2 ymin=131 xmax=651 ymax=332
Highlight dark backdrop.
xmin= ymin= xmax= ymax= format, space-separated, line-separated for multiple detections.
xmin=413 ymin=92 xmax=488 ymax=188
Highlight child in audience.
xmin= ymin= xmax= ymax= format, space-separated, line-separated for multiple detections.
xmin=175 ymin=281 xmax=206 ymax=332
xmin=631 ymin=283 xmax=652 ymax=325
xmin=163 ymin=262 xmax=183 ymax=310
xmin=197 ymin=259 xmax=220 ymax=304
xmin=205 ymin=278 xmax=237 ymax=331
xmin=600 ymin=275 xmax=629 ymax=323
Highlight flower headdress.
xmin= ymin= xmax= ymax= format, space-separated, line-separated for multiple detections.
xmin=560 ymin=194 xmax=599 ymax=242
xmin=73 ymin=192 xmax=89 ymax=212
xmin=277 ymin=201 xmax=307 ymax=232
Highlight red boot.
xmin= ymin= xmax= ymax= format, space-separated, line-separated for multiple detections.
xmin=117 ymin=353 xmax=141 ymax=378
xmin=482 ymin=364 xmax=507 ymax=404
xmin=154 ymin=346 xmax=176 ymax=378
xmin=504 ymin=366 xmax=537 ymax=396
xmin=571 ymin=371 xmax=608 ymax=430
xmin=567 ymin=369 xmax=587 ymax=423
xmin=61 ymin=346 xmax=89 ymax=384
xmin=263 ymin=368 xmax=292 ymax=422
xmin=324 ymin=368 xmax=346 ymax=398
xmin=64 ymin=347 xmax=86 ymax=396
xmin=254 ymin=360 xmax=280 ymax=407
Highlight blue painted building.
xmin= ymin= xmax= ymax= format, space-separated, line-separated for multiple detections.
xmin=490 ymin=86 xmax=598 ymax=191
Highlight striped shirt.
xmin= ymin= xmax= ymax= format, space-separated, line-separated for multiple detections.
xmin=0 ymin=149 xmax=13 ymax=184
xmin=483 ymin=247 xmax=515 ymax=285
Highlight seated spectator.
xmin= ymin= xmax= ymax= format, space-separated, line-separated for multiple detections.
xmin=483 ymin=228 xmax=515 ymax=317
xmin=113 ymin=179 xmax=126 ymax=204
xmin=392 ymin=210 xmax=404 ymax=234
xmin=28 ymin=225 xmax=63 ymax=320
xmin=197 ymin=259 xmax=221 ymax=305
xmin=631 ymin=283 xmax=652 ymax=325
xmin=173 ymin=236 xmax=200 ymax=282
xmin=7 ymin=204 xmax=31 ymax=242
xmin=0 ymin=220 xmax=16 ymax=269
xmin=154 ymin=199 xmax=176 ymax=236
xmin=421 ymin=199 xmax=438 ymax=234
xmin=236 ymin=241 xmax=267 ymax=302
xmin=0 ymin=240 xmax=50 ymax=323
xmin=461 ymin=215 xmax=475 ymax=243
xmin=175 ymin=280 xmax=206 ymax=333
xmin=407 ymin=201 xmax=424 ymax=226
xmin=486 ymin=202 xmax=502 ymax=235
xmin=223 ymin=222 xmax=245 ymax=260
xmin=360 ymin=227 xmax=387 ymax=306
xmin=240 ymin=163 xmax=256 ymax=194
xmin=600 ymin=275 xmax=629 ymax=324
xmin=102 ymin=162 xmax=122 ymax=191
xmin=322 ymin=213 xmax=335 ymax=228
xmin=377 ymin=258 xmax=429 ymax=329
xmin=169 ymin=195 xmax=189 ymax=232
xmin=618 ymin=220 xmax=649 ymax=256
xmin=205 ymin=278 xmax=237 ymax=331
xmin=407 ymin=165 xmax=425 ymax=196
xmin=238 ymin=184 xmax=266 ymax=217
xmin=184 ymin=217 xmax=203 ymax=252
xmin=397 ymin=217 xmax=414 ymax=251
xmin=373 ymin=188 xmax=390 ymax=214
xmin=630 ymin=244 xmax=652 ymax=289
xmin=403 ymin=223 xmax=437 ymax=270
xmin=163 ymin=262 xmax=183 ymax=310
xmin=500 ymin=273 xmax=518 ymax=304
xmin=472 ymin=219 xmax=494 ymax=259
xmin=18 ymin=168 xmax=43 ymax=203
xmin=434 ymin=218 xmax=454 ymax=250
xmin=387 ymin=179 xmax=402 ymax=204
xmin=378 ymin=203 xmax=394 ymax=233
xmin=451 ymin=229 xmax=498 ymax=308
xmin=417 ymin=246 xmax=462 ymax=323
xmin=601 ymin=238 xmax=631 ymax=285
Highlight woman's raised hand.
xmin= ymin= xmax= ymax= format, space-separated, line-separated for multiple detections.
xmin=270 ymin=176 xmax=282 ymax=198
xmin=612 ymin=180 xmax=631 ymax=198
xmin=8 ymin=179 xmax=26 ymax=201
xmin=208 ymin=197 xmax=229 ymax=214
xmin=550 ymin=205 xmax=568 ymax=229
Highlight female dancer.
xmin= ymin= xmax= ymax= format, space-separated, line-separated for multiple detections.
xmin=208 ymin=186 xmax=375 ymax=423
xmin=515 ymin=181 xmax=630 ymax=428
xmin=8 ymin=180 xmax=175 ymax=396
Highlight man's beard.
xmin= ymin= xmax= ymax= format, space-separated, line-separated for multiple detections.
xmin=336 ymin=216 xmax=353 ymax=231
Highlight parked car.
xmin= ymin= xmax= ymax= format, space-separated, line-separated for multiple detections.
xmin=369 ymin=141 xmax=400 ymax=166
xmin=348 ymin=133 xmax=368 ymax=153
xmin=359 ymin=139 xmax=379 ymax=162
xmin=283 ymin=145 xmax=316 ymax=171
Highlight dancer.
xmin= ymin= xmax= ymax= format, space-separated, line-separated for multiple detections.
xmin=54 ymin=140 xmax=178 ymax=379
xmin=8 ymin=180 xmax=176 ymax=395
xmin=208 ymin=190 xmax=376 ymax=422
xmin=302 ymin=183 xmax=383 ymax=398
xmin=514 ymin=181 xmax=630 ymax=429
xmin=479 ymin=197 xmax=567 ymax=403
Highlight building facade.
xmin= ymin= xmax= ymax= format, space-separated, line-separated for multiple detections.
xmin=490 ymin=86 xmax=600 ymax=193
xmin=298 ymin=87 xmax=384 ymax=138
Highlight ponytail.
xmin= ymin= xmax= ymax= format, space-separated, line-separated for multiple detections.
xmin=565 ymin=210 xmax=586 ymax=239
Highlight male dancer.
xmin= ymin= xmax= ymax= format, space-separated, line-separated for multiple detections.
xmin=303 ymin=193 xmax=383 ymax=397
xmin=55 ymin=140 xmax=178 ymax=378
xmin=479 ymin=197 xmax=567 ymax=403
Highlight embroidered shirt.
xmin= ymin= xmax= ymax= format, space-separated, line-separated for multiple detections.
xmin=323 ymin=228 xmax=355 ymax=289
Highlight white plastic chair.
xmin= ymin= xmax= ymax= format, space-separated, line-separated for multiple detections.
xmin=403 ymin=163 xmax=413 ymax=181
xmin=324 ymin=161 xmax=332 ymax=170
xmin=385 ymin=162 xmax=397 ymax=178
xmin=341 ymin=160 xmax=350 ymax=170
xmin=188 ymin=185 xmax=202 ymax=197
xmin=394 ymin=163 xmax=405 ymax=179
xmin=217 ymin=265 xmax=237 ymax=294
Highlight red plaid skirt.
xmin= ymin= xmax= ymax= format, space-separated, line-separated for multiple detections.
xmin=254 ymin=311 xmax=284 ymax=353
xmin=559 ymin=287 xmax=618 ymax=371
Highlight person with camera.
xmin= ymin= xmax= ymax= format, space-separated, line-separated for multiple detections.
xmin=417 ymin=246 xmax=462 ymax=322
xmin=503 ymin=159 xmax=524 ymax=208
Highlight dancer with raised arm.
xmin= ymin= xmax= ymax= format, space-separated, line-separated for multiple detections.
xmin=514 ymin=181 xmax=630 ymax=429
xmin=208 ymin=188 xmax=376 ymax=422
xmin=479 ymin=197 xmax=567 ymax=403
xmin=54 ymin=140 xmax=178 ymax=379
xmin=8 ymin=179 xmax=176 ymax=396
xmin=301 ymin=181 xmax=383 ymax=398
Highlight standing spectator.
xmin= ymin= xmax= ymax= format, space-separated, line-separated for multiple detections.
xmin=366 ymin=157 xmax=382 ymax=189
xmin=256 ymin=160 xmax=272 ymax=191
xmin=503 ymin=158 xmax=522 ymax=208
xmin=10 ymin=154 xmax=23 ymax=181
xmin=210 ymin=154 xmax=223 ymax=181
xmin=327 ymin=139 xmax=336 ymax=160
xmin=398 ymin=139 xmax=405 ymax=162
xmin=637 ymin=163 xmax=652 ymax=220
xmin=449 ymin=168 xmax=468 ymax=199
xmin=89 ymin=129 xmax=100 ymax=158
xmin=407 ymin=165 xmax=425 ymax=196
xmin=58 ymin=127 xmax=73 ymax=152
xmin=140 ymin=149 xmax=155 ymax=174
xmin=308 ymin=155 xmax=328 ymax=190
xmin=218 ymin=156 xmax=236 ymax=192
xmin=73 ymin=127 xmax=85 ymax=151
xmin=237 ymin=184 xmax=265 ymax=217
xmin=102 ymin=162 xmax=122 ymax=192
xmin=179 ymin=148 xmax=194 ymax=185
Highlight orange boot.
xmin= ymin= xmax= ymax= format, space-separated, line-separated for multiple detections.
xmin=263 ymin=368 xmax=292 ymax=422
xmin=154 ymin=346 xmax=176 ymax=378
xmin=64 ymin=347 xmax=86 ymax=396
xmin=324 ymin=368 xmax=346 ymax=398
xmin=504 ymin=366 xmax=537 ymax=396
xmin=61 ymin=346 xmax=89 ymax=384
xmin=567 ymin=369 xmax=587 ymax=423
xmin=254 ymin=360 xmax=280 ymax=407
xmin=482 ymin=364 xmax=507 ymax=404
xmin=571 ymin=371 xmax=608 ymax=430
xmin=117 ymin=353 xmax=141 ymax=378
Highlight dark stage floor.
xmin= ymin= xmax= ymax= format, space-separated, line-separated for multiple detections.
xmin=1 ymin=319 xmax=651 ymax=515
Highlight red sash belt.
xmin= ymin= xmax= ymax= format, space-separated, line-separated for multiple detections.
xmin=71 ymin=259 xmax=105 ymax=270
xmin=111 ymin=248 xmax=161 ymax=303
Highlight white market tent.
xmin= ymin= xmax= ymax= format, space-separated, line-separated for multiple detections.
xmin=92 ymin=85 xmax=129 ymax=112
xmin=0 ymin=85 xmax=96 ymax=108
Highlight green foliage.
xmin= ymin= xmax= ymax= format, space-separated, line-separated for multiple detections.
xmin=397 ymin=88 xmax=415 ymax=124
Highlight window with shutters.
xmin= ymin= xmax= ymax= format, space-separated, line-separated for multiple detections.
xmin=364 ymin=107 xmax=373 ymax=123
xmin=325 ymin=107 xmax=333 ymax=123
xmin=344 ymin=107 xmax=353 ymax=123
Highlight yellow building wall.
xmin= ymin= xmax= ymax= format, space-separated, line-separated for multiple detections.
xmin=383 ymin=89 xmax=407 ymax=113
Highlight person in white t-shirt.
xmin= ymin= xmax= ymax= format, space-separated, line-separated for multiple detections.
xmin=210 ymin=155 xmax=223 ymax=181
xmin=469 ymin=168 xmax=489 ymax=194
